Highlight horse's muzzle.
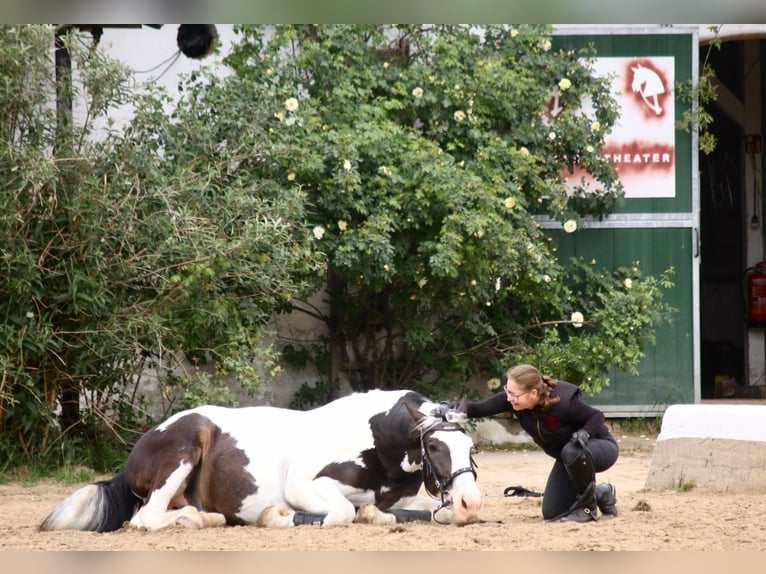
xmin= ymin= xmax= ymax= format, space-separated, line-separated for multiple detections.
xmin=449 ymin=474 xmax=483 ymax=526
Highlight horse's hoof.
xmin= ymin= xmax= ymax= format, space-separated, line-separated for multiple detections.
xmin=256 ymin=505 xmax=295 ymax=528
xmin=176 ymin=514 xmax=204 ymax=530
xmin=355 ymin=505 xmax=396 ymax=525
xmin=201 ymin=512 xmax=226 ymax=528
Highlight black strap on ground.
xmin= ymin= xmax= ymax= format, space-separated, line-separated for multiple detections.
xmin=388 ymin=508 xmax=433 ymax=523
xmin=503 ymin=485 xmax=543 ymax=498
xmin=292 ymin=511 xmax=326 ymax=525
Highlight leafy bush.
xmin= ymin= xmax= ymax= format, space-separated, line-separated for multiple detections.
xmin=221 ymin=24 xmax=675 ymax=398
xmin=0 ymin=25 xmax=323 ymax=469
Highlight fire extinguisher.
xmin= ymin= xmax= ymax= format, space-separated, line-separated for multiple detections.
xmin=746 ymin=261 xmax=766 ymax=326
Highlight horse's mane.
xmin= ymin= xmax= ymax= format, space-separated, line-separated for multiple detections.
xmin=413 ymin=415 xmax=444 ymax=436
xmin=413 ymin=415 xmax=466 ymax=438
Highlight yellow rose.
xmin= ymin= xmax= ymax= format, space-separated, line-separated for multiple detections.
xmin=487 ymin=378 xmax=501 ymax=391
xmin=284 ymin=97 xmax=299 ymax=112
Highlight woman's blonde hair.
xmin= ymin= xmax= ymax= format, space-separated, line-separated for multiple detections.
xmin=506 ymin=364 xmax=561 ymax=411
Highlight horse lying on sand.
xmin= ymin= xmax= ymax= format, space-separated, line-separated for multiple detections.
xmin=40 ymin=389 xmax=483 ymax=532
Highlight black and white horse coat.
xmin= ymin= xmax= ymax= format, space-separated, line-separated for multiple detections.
xmin=40 ymin=389 xmax=483 ymax=532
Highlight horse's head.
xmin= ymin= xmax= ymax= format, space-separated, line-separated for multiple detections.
xmin=406 ymin=401 xmax=483 ymax=526
xmin=631 ymin=63 xmax=648 ymax=92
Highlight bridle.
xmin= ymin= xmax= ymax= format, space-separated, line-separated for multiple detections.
xmin=419 ymin=421 xmax=479 ymax=523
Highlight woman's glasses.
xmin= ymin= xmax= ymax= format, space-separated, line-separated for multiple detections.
xmin=503 ymin=385 xmax=529 ymax=401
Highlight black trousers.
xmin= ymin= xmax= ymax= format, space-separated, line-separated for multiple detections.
xmin=540 ymin=436 xmax=619 ymax=520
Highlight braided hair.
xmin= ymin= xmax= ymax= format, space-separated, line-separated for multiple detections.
xmin=506 ymin=364 xmax=561 ymax=411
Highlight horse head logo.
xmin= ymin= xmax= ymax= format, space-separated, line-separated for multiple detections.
xmin=631 ymin=63 xmax=665 ymax=116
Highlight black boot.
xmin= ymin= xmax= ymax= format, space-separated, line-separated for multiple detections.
xmin=559 ymin=479 xmax=598 ymax=522
xmin=596 ymin=482 xmax=618 ymax=517
xmin=556 ymin=444 xmax=598 ymax=523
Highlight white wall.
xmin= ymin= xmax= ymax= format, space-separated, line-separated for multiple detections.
xmin=89 ymin=24 xmax=237 ymax=132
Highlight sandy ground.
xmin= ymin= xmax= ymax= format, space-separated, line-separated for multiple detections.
xmin=2 ymin=432 xmax=765 ymax=553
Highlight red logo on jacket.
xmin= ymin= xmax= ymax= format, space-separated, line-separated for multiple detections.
xmin=544 ymin=415 xmax=559 ymax=431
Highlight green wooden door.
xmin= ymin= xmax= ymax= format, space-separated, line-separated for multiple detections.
xmin=549 ymin=28 xmax=699 ymax=415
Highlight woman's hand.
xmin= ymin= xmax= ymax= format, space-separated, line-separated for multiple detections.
xmin=571 ymin=429 xmax=590 ymax=448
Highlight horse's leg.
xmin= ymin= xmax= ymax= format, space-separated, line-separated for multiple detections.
xmin=176 ymin=509 xmax=227 ymax=530
xmin=256 ymin=505 xmax=299 ymax=528
xmin=282 ymin=475 xmax=357 ymax=527
xmin=128 ymin=461 xmax=225 ymax=531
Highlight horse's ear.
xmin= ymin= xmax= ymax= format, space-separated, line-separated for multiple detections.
xmin=405 ymin=401 xmax=426 ymax=423
xmin=456 ymin=396 xmax=469 ymax=413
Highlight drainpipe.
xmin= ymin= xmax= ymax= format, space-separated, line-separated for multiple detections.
xmin=53 ymin=25 xmax=81 ymax=433
xmin=54 ymin=25 xmax=73 ymax=154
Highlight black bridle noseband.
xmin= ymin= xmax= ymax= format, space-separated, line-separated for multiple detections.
xmin=419 ymin=421 xmax=479 ymax=522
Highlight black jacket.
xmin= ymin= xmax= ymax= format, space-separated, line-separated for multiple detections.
xmin=466 ymin=381 xmax=614 ymax=458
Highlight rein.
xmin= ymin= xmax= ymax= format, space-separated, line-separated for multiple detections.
xmin=419 ymin=422 xmax=478 ymax=524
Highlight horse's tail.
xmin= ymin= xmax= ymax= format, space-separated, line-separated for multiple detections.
xmin=39 ymin=472 xmax=142 ymax=533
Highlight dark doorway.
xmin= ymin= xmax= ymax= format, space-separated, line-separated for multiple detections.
xmin=699 ymin=41 xmax=746 ymax=398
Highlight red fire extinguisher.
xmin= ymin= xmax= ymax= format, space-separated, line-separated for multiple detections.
xmin=747 ymin=261 xmax=766 ymax=325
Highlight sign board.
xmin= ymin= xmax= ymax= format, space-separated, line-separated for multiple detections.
xmin=552 ymin=56 xmax=677 ymax=198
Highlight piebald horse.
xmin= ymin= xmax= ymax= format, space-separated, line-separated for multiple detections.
xmin=40 ymin=389 xmax=483 ymax=531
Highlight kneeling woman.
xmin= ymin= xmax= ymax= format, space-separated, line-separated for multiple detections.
xmin=460 ymin=364 xmax=619 ymax=522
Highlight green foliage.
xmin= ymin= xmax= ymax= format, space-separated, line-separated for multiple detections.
xmin=282 ymin=342 xmax=340 ymax=409
xmin=619 ymin=416 xmax=661 ymax=435
xmin=221 ymin=24 xmax=672 ymax=397
xmin=289 ymin=380 xmax=341 ymax=410
xmin=484 ymin=441 xmax=541 ymax=452
xmin=676 ymin=26 xmax=721 ymax=155
xmin=509 ymin=259 xmax=676 ymax=393
xmin=671 ymin=474 xmax=696 ymax=492
xmin=0 ymin=25 xmax=323 ymax=468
